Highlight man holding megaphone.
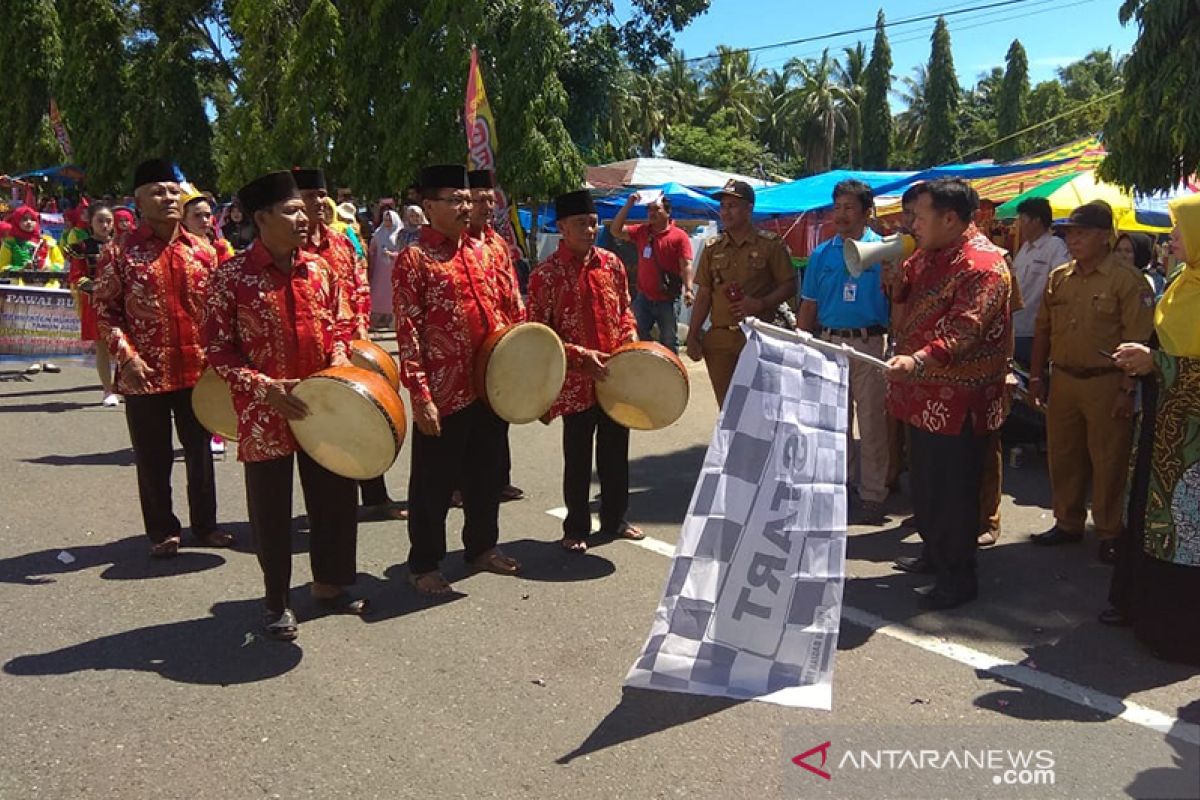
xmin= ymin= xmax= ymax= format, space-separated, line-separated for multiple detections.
xmin=796 ymin=180 xmax=899 ymax=525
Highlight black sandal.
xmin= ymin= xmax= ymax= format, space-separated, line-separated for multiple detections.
xmin=315 ymin=592 xmax=369 ymax=615
xmin=264 ymin=609 xmax=299 ymax=641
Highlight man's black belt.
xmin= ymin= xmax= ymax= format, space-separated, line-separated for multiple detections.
xmin=820 ymin=325 xmax=887 ymax=338
xmin=1053 ymin=364 xmax=1121 ymax=379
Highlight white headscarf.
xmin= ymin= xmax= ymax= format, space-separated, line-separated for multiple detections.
xmin=372 ymin=209 xmax=401 ymax=251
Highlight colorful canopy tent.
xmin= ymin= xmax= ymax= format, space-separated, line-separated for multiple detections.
xmin=971 ymin=137 xmax=1107 ymax=203
xmin=995 ymin=171 xmax=1184 ymax=233
xmin=13 ymin=164 xmax=86 ymax=187
xmin=585 ymin=158 xmax=772 ymax=189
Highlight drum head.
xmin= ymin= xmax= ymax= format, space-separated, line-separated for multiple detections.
xmin=596 ymin=346 xmax=689 ymax=430
xmin=350 ymin=339 xmax=400 ymax=390
xmin=483 ymin=323 xmax=566 ymax=424
xmin=192 ymin=368 xmax=239 ymax=441
xmin=289 ymin=373 xmax=403 ymax=480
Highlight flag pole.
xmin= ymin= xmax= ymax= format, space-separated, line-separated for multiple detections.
xmin=744 ymin=318 xmax=891 ymax=370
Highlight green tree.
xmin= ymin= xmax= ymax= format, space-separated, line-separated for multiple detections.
xmin=554 ymin=0 xmax=709 ymax=69
xmin=787 ymin=49 xmax=849 ymax=174
xmin=658 ymin=49 xmax=699 ymax=128
xmin=1056 ymin=48 xmax=1123 ymax=142
xmin=273 ymin=0 xmax=344 ymax=167
xmin=55 ymin=0 xmax=130 ymax=193
xmin=957 ymin=67 xmax=1002 ymax=160
xmin=757 ymin=69 xmax=800 ymax=164
xmin=702 ymin=46 xmax=762 ymax=135
xmin=665 ymin=108 xmax=772 ymax=175
xmin=1025 ymin=80 xmax=1068 ymax=152
xmin=994 ymin=40 xmax=1030 ymax=161
xmin=836 ymin=42 xmax=867 ymax=168
xmin=860 ymin=9 xmax=893 ymax=169
xmin=0 ymin=0 xmax=65 ymax=172
xmin=919 ymin=16 xmax=960 ymax=166
xmin=894 ymin=65 xmax=929 ymax=158
xmin=1101 ymin=0 xmax=1198 ymax=191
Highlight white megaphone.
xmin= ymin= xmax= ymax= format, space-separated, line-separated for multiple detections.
xmin=843 ymin=233 xmax=916 ymax=277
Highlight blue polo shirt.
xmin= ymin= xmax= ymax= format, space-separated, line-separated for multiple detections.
xmin=800 ymin=230 xmax=890 ymax=330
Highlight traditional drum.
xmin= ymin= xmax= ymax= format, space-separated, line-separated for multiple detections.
xmin=288 ymin=366 xmax=407 ymax=480
xmin=473 ymin=322 xmax=566 ymax=424
xmin=349 ymin=339 xmax=400 ymax=390
xmin=192 ymin=367 xmax=239 ymax=441
xmin=596 ymin=342 xmax=690 ymax=430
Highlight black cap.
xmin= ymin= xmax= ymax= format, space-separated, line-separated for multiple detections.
xmin=554 ymin=190 xmax=596 ymax=220
xmin=419 ymin=164 xmax=469 ymax=191
xmin=468 ymin=170 xmax=495 ymax=190
xmin=713 ymin=179 xmax=756 ymax=205
xmin=1057 ymin=200 xmax=1113 ymax=231
xmin=291 ymin=168 xmax=326 ymax=191
xmin=133 ymin=159 xmax=178 ymax=191
xmin=238 ymin=171 xmax=299 ymax=216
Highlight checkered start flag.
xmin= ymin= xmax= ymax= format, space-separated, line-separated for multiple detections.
xmin=624 ymin=320 xmax=849 ymax=709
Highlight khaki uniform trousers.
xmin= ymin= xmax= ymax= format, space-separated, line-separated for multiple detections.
xmin=979 ymin=431 xmax=1002 ymax=537
xmin=1046 ymin=370 xmax=1133 ymax=540
xmin=824 ymin=332 xmax=889 ymax=503
xmin=702 ymin=327 xmax=746 ymax=408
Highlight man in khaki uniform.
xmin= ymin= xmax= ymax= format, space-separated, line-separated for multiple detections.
xmin=685 ymin=180 xmax=795 ymax=406
xmin=1028 ymin=201 xmax=1154 ymax=563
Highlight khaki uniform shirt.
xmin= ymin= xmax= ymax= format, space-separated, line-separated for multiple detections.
xmin=1034 ymin=253 xmax=1154 ymax=369
xmin=695 ymin=229 xmax=793 ymax=328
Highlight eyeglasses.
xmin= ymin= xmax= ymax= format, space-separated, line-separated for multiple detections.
xmin=431 ymin=193 xmax=472 ymax=206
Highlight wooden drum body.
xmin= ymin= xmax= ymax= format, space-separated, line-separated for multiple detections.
xmin=596 ymin=342 xmax=690 ymax=430
xmin=473 ymin=323 xmax=566 ymax=424
xmin=192 ymin=367 xmax=239 ymax=441
xmin=349 ymin=339 xmax=400 ymax=391
xmin=288 ymin=366 xmax=407 ymax=480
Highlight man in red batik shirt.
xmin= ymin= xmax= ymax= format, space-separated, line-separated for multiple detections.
xmin=466 ymin=168 xmax=526 ymax=503
xmin=885 ymin=179 xmax=1012 ymax=610
xmin=293 ymin=166 xmax=406 ymax=523
xmin=205 ymin=170 xmax=365 ymax=641
xmin=93 ymin=158 xmax=230 ymax=558
xmin=527 ymin=190 xmax=644 ymax=553
xmin=608 ymin=190 xmax=694 ymax=353
xmin=392 ymin=164 xmax=524 ymax=595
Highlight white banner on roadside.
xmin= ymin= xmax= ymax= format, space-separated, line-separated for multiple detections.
xmin=625 ymin=320 xmax=849 ymax=709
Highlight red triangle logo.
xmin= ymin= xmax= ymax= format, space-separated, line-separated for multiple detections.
xmin=792 ymin=741 xmax=832 ymax=781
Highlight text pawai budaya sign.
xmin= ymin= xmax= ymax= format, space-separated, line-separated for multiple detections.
xmin=0 ymin=285 xmax=87 ymax=357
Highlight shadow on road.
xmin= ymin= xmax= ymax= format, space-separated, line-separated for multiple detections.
xmin=628 ymin=444 xmax=706 ymax=524
xmin=23 ymin=447 xmax=136 ymax=467
xmin=556 ymin=686 xmax=741 ymax=764
xmin=0 ymin=383 xmax=103 ymax=399
xmin=0 ymin=400 xmax=93 ymax=414
xmin=1125 ymin=701 xmax=1200 ymax=799
xmin=0 ymin=535 xmax=229 ymax=585
xmin=3 ymin=598 xmax=302 ymax=685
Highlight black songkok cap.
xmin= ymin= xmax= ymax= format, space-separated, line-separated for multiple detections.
xmin=419 ymin=164 xmax=469 ymax=191
xmin=468 ymin=170 xmax=495 ymax=190
xmin=132 ymin=159 xmax=178 ymax=191
xmin=238 ymin=171 xmax=299 ymax=216
xmin=554 ymin=190 xmax=596 ymax=220
xmin=290 ymin=168 xmax=326 ymax=191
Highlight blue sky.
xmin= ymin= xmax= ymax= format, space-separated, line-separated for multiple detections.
xmin=617 ymin=0 xmax=1137 ymax=91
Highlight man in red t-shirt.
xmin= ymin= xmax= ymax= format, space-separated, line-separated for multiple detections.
xmin=609 ymin=192 xmax=694 ymax=353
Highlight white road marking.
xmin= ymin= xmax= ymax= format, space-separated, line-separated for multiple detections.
xmin=544 ymin=508 xmax=1200 ymax=747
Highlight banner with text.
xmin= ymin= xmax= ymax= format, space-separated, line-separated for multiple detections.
xmin=625 ymin=321 xmax=849 ymax=709
xmin=0 ymin=285 xmax=87 ymax=358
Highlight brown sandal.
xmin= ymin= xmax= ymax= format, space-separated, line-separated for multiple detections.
xmin=469 ymin=548 xmax=521 ymax=575
xmin=408 ymin=570 xmax=454 ymax=595
xmin=149 ymin=536 xmax=181 ymax=558
xmin=560 ymin=537 xmax=588 ymax=553
xmin=195 ymin=529 xmax=235 ymax=548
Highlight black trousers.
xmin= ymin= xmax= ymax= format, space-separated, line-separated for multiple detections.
xmin=500 ymin=422 xmax=513 ymax=487
xmin=124 ymin=388 xmax=217 ymax=543
xmin=907 ymin=422 xmax=985 ymax=594
xmin=562 ymin=405 xmax=630 ymax=539
xmin=407 ymin=401 xmax=505 ymax=574
xmin=244 ymin=451 xmax=358 ymax=613
xmin=359 ymin=475 xmax=391 ymax=507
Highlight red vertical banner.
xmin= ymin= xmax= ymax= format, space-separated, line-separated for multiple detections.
xmin=464 ymin=46 xmax=528 ymax=259
xmin=49 ymin=98 xmax=73 ymax=159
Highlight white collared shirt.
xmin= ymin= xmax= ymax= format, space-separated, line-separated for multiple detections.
xmin=1011 ymin=231 xmax=1071 ymax=337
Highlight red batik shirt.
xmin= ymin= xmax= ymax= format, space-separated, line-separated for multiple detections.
xmin=93 ymin=224 xmax=218 ymax=395
xmin=887 ymin=225 xmax=1013 ymax=435
xmin=305 ymin=223 xmax=370 ymax=337
xmin=527 ymin=242 xmax=637 ymax=419
xmin=466 ymin=225 xmax=525 ymax=326
xmin=204 ymin=240 xmax=352 ymax=463
xmin=392 ymin=225 xmax=520 ymax=416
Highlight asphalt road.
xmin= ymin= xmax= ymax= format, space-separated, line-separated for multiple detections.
xmin=1 ymin=345 xmax=1197 ymax=800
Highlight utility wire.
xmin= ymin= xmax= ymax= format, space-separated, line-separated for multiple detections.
xmin=672 ymin=0 xmax=1042 ymax=66
xmin=945 ymin=89 xmax=1120 ymax=164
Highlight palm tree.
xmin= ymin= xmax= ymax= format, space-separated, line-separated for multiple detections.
xmin=702 ymin=45 xmax=762 ymax=135
xmin=787 ymin=49 xmax=849 ymax=174
xmin=629 ymin=70 xmax=665 ymax=155
xmin=658 ymin=49 xmax=699 ymax=128
xmin=757 ymin=68 xmax=800 ymax=164
xmin=894 ymin=64 xmax=930 ymax=153
xmin=837 ymin=43 xmax=867 ymax=168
